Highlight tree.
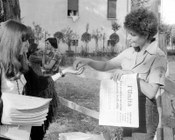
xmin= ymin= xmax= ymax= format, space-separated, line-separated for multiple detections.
xmin=159 ymin=24 xmax=172 ymax=46
xmin=131 ymin=0 xmax=159 ymax=17
xmin=32 ymin=22 xmax=45 ymax=44
xmin=92 ymin=29 xmax=103 ymax=52
xmin=171 ymin=26 xmax=175 ymax=47
xmin=54 ymin=31 xmax=64 ymax=42
xmin=54 ymin=31 xmax=64 ymax=50
xmin=26 ymin=26 xmax=35 ymax=44
xmin=109 ymin=21 xmax=120 ymax=53
xmin=61 ymin=27 xmax=78 ymax=56
xmin=131 ymin=0 xmax=149 ymax=10
xmin=0 ymin=0 xmax=20 ymax=22
xmin=81 ymin=23 xmax=91 ymax=53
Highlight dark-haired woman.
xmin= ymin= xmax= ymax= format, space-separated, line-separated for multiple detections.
xmin=42 ymin=37 xmax=62 ymax=75
xmin=73 ymin=8 xmax=167 ymax=140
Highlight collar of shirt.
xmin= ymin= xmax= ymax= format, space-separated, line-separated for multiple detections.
xmin=144 ymin=40 xmax=157 ymax=55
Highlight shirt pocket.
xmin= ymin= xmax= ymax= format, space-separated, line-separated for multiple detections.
xmin=132 ymin=56 xmax=156 ymax=77
xmin=121 ymin=58 xmax=134 ymax=70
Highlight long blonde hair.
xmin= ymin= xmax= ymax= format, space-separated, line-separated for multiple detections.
xmin=0 ymin=19 xmax=30 ymax=79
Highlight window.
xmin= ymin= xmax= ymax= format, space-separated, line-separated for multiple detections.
xmin=71 ymin=40 xmax=78 ymax=46
xmin=107 ymin=0 xmax=117 ymax=19
xmin=68 ymin=0 xmax=79 ymax=16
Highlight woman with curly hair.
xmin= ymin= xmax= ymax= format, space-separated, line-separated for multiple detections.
xmin=73 ymin=8 xmax=167 ymax=140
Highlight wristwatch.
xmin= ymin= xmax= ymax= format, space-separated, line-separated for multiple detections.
xmin=60 ymin=69 xmax=65 ymax=77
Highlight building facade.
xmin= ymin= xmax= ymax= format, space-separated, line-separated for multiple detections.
xmin=20 ymin=0 xmax=132 ymax=53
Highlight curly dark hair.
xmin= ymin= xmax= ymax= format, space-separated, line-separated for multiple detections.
xmin=124 ymin=8 xmax=158 ymax=41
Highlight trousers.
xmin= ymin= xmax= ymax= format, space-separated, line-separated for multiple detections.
xmin=123 ymin=98 xmax=159 ymax=140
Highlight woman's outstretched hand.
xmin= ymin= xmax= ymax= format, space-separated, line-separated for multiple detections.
xmin=62 ymin=66 xmax=85 ymax=75
xmin=73 ymin=57 xmax=90 ymax=70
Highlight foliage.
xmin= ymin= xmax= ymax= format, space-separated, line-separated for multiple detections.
xmin=109 ymin=33 xmax=119 ymax=47
xmin=109 ymin=21 xmax=120 ymax=50
xmin=0 ymin=0 xmax=20 ymax=22
xmin=171 ymin=26 xmax=175 ymax=46
xmin=32 ymin=22 xmax=45 ymax=43
xmin=54 ymin=31 xmax=64 ymax=41
xmin=80 ymin=49 xmax=89 ymax=57
xmin=26 ymin=26 xmax=35 ymax=43
xmin=159 ymin=24 xmax=174 ymax=46
xmin=25 ymin=23 xmax=50 ymax=44
xmin=131 ymin=0 xmax=149 ymax=10
xmin=81 ymin=23 xmax=91 ymax=43
xmin=172 ymin=38 xmax=175 ymax=46
xmin=81 ymin=32 xmax=91 ymax=43
xmin=91 ymin=29 xmax=103 ymax=51
xmin=101 ymin=33 xmax=106 ymax=52
xmin=61 ymin=27 xmax=79 ymax=54
xmin=91 ymin=29 xmax=103 ymax=41
xmin=159 ymin=24 xmax=171 ymax=34
xmin=111 ymin=21 xmax=120 ymax=32
xmin=81 ymin=23 xmax=91 ymax=53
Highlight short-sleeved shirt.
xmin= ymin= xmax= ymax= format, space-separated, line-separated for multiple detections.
xmin=109 ymin=41 xmax=167 ymax=86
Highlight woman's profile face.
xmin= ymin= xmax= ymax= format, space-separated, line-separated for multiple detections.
xmin=127 ymin=30 xmax=148 ymax=49
xmin=45 ymin=40 xmax=52 ymax=50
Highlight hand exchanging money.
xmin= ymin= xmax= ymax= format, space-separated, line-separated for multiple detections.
xmin=62 ymin=66 xmax=85 ymax=75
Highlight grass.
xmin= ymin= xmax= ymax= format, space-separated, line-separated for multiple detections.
xmin=44 ymin=74 xmax=122 ymax=140
xmin=44 ymin=55 xmax=175 ymax=140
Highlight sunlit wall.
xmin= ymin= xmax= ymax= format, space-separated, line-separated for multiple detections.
xmin=19 ymin=0 xmax=130 ymax=53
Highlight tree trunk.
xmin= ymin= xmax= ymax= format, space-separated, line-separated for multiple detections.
xmin=85 ymin=42 xmax=88 ymax=53
xmin=0 ymin=0 xmax=21 ymax=22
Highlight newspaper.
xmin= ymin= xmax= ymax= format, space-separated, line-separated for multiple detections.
xmin=99 ymin=73 xmax=139 ymax=128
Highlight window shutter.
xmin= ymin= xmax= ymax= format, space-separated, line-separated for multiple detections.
xmin=68 ymin=0 xmax=78 ymax=11
xmin=107 ymin=0 xmax=117 ymax=19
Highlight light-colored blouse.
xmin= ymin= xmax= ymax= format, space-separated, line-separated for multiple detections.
xmin=109 ymin=41 xmax=167 ymax=86
xmin=1 ymin=71 xmax=26 ymax=95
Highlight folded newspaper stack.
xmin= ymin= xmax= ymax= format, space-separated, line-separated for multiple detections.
xmin=0 ymin=93 xmax=52 ymax=140
xmin=1 ymin=93 xmax=51 ymax=126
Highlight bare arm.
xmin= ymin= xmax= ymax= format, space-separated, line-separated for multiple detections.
xmin=73 ymin=57 xmax=121 ymax=71
xmin=51 ymin=67 xmax=84 ymax=81
xmin=139 ymin=56 xmax=167 ymax=99
xmin=138 ymin=78 xmax=159 ymax=99
xmin=43 ymin=59 xmax=56 ymax=70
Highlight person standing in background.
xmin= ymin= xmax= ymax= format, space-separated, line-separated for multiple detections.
xmin=42 ymin=37 xmax=62 ymax=75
